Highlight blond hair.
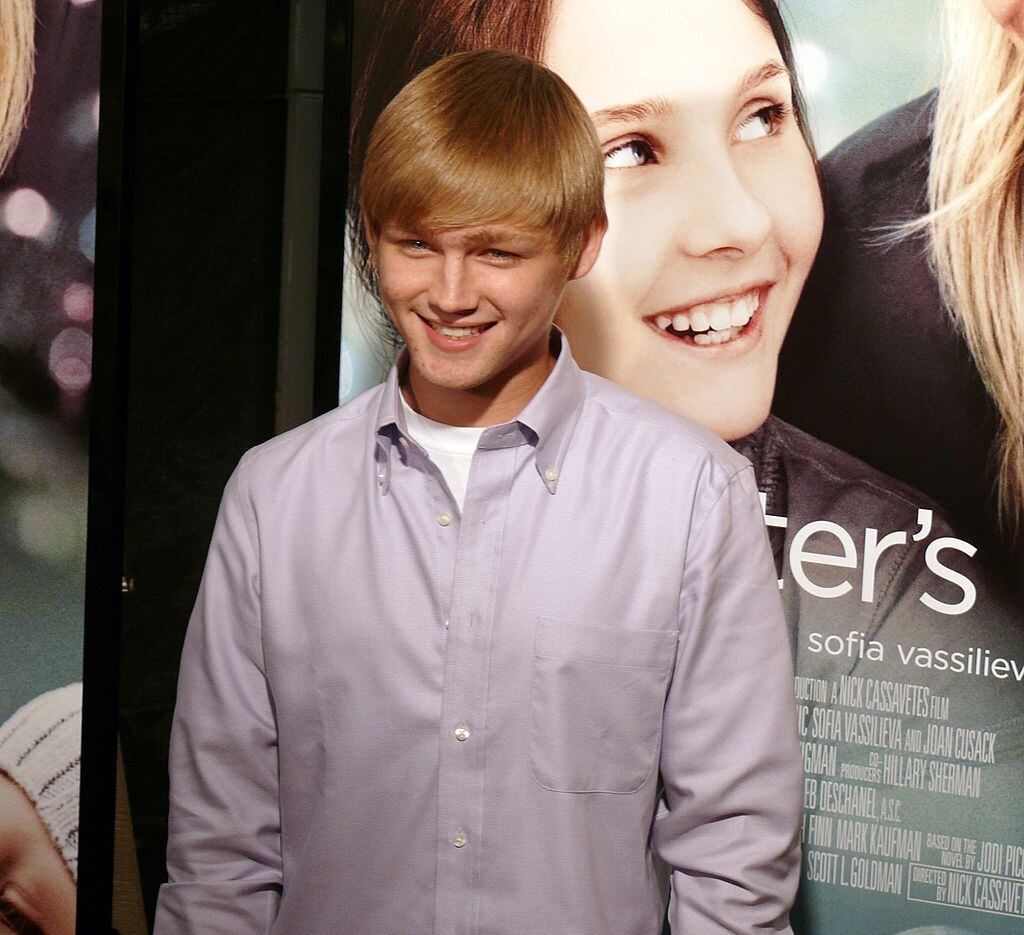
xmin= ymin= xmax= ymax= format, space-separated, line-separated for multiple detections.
xmin=920 ymin=1 xmax=1024 ymax=539
xmin=0 ymin=0 xmax=34 ymax=172
xmin=360 ymin=50 xmax=605 ymax=275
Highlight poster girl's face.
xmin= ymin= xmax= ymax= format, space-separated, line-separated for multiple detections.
xmin=0 ymin=775 xmax=75 ymax=935
xmin=546 ymin=0 xmax=823 ymax=440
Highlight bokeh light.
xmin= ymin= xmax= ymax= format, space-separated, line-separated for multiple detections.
xmin=69 ymin=97 xmax=100 ymax=146
xmin=3 ymin=189 xmax=53 ymax=240
xmin=62 ymin=283 xmax=94 ymax=323
xmin=78 ymin=208 xmax=96 ymax=262
xmin=13 ymin=491 xmax=86 ymax=563
xmin=47 ymin=328 xmax=92 ymax=395
xmin=0 ymin=411 xmax=50 ymax=486
xmin=794 ymin=41 xmax=830 ymax=98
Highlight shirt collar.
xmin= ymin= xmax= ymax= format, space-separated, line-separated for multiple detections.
xmin=373 ymin=329 xmax=586 ymax=496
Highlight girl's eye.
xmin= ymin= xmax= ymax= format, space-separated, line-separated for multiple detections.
xmin=604 ymin=139 xmax=656 ymax=169
xmin=735 ymin=103 xmax=787 ymax=142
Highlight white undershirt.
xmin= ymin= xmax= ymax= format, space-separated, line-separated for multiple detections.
xmin=400 ymin=395 xmax=485 ymax=511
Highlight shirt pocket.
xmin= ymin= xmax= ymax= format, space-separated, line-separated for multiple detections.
xmin=529 ymin=618 xmax=678 ymax=794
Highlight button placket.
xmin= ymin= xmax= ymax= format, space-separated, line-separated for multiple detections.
xmin=434 ymin=443 xmax=514 ymax=932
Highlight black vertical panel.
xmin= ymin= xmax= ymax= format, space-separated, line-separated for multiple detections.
xmin=81 ymin=0 xmax=137 ymax=930
xmin=313 ymin=0 xmax=351 ymax=415
xmin=118 ymin=0 xmax=289 ymax=922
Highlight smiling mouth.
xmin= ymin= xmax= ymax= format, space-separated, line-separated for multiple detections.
xmin=647 ymin=288 xmax=763 ymax=347
xmin=423 ymin=318 xmax=496 ymax=340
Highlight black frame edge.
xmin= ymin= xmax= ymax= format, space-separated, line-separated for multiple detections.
xmin=312 ymin=0 xmax=353 ymax=415
xmin=78 ymin=0 xmax=139 ymax=931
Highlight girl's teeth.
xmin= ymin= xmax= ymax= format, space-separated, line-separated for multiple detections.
xmin=652 ymin=290 xmax=759 ymax=344
xmin=694 ymin=326 xmax=740 ymax=345
xmin=731 ymin=304 xmax=753 ymax=327
xmin=709 ymin=304 xmax=732 ymax=331
xmin=689 ymin=310 xmax=711 ymax=332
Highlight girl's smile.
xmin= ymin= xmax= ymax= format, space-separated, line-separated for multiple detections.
xmin=545 ymin=0 xmax=823 ymax=440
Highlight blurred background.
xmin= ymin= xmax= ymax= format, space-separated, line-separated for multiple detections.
xmin=0 ymin=0 xmax=100 ymax=717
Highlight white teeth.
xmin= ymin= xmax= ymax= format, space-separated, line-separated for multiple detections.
xmin=709 ymin=304 xmax=732 ymax=331
xmin=731 ymin=304 xmax=753 ymax=327
xmin=689 ymin=310 xmax=710 ymax=332
xmin=431 ymin=322 xmax=483 ymax=338
xmin=652 ymin=289 xmax=760 ymax=345
xmin=695 ymin=326 xmax=740 ymax=345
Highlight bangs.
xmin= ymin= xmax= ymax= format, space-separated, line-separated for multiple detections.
xmin=367 ymin=129 xmax=593 ymax=241
xmin=360 ymin=50 xmax=605 ymax=262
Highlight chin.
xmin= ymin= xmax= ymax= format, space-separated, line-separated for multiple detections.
xmin=654 ymin=391 xmax=770 ymax=442
xmin=630 ymin=366 xmax=774 ymax=442
xmin=712 ymin=402 xmax=771 ymax=442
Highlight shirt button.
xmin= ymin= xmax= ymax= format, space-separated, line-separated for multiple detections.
xmin=438 ymin=512 xmax=452 ymax=526
xmin=399 ymin=437 xmax=408 ymax=447
xmin=545 ymin=468 xmax=558 ymax=481
xmin=454 ymin=726 xmax=470 ymax=742
xmin=443 ymin=618 xmax=449 ymax=630
xmin=452 ymin=831 xmax=468 ymax=848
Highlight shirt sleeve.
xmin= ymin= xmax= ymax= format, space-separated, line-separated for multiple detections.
xmin=653 ymin=464 xmax=802 ymax=933
xmin=153 ymin=461 xmax=282 ymax=934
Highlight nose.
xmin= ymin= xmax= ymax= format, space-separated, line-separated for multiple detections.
xmin=428 ymin=253 xmax=478 ymax=315
xmin=672 ymin=153 xmax=771 ymax=259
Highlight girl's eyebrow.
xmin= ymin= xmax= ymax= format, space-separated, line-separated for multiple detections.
xmin=738 ymin=59 xmax=790 ymax=96
xmin=590 ymin=96 xmax=675 ymax=127
xmin=590 ymin=59 xmax=791 ymax=129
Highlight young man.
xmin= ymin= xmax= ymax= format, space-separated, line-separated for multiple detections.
xmin=154 ymin=50 xmax=802 ymax=934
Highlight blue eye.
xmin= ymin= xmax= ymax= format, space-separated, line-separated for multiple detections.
xmin=604 ymin=139 xmax=656 ymax=169
xmin=735 ymin=103 xmax=787 ymax=142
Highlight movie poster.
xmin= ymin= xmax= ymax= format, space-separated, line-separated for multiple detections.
xmin=340 ymin=2 xmax=1024 ymax=931
xmin=0 ymin=0 xmax=103 ymax=927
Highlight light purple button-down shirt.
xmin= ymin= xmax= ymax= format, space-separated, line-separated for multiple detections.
xmin=154 ymin=336 xmax=802 ymax=935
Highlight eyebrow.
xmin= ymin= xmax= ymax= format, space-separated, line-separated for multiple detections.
xmin=590 ymin=97 xmax=675 ymax=128
xmin=457 ymin=228 xmax=541 ymax=250
xmin=738 ymin=59 xmax=790 ymax=96
xmin=392 ymin=226 xmax=542 ymax=251
xmin=589 ymin=59 xmax=791 ymax=128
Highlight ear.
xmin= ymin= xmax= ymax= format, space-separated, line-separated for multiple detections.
xmin=567 ymin=218 xmax=607 ymax=282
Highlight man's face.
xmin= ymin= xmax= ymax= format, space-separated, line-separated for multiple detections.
xmin=371 ymin=219 xmax=601 ymax=424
